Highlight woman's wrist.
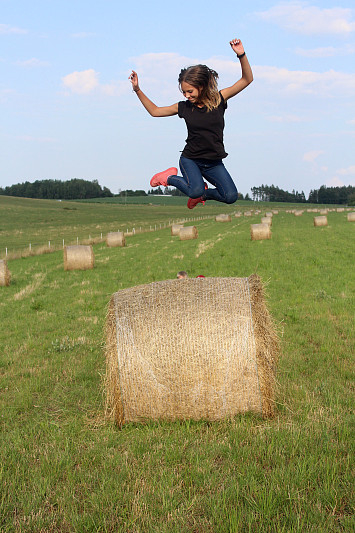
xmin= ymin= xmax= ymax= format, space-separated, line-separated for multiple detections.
xmin=133 ymin=88 xmax=141 ymax=93
xmin=237 ymin=52 xmax=246 ymax=59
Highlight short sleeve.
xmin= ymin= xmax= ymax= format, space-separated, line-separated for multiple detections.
xmin=178 ymin=101 xmax=185 ymax=118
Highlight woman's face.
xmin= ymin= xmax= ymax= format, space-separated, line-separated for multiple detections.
xmin=180 ymin=81 xmax=201 ymax=103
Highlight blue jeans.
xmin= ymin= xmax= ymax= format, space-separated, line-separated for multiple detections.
xmin=167 ymin=155 xmax=238 ymax=204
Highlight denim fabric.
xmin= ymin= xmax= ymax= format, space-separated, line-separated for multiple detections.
xmin=167 ymin=155 xmax=238 ymax=204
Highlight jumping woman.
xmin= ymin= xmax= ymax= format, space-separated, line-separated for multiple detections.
xmin=129 ymin=38 xmax=253 ymax=209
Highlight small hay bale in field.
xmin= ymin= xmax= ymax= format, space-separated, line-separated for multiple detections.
xmin=63 ymin=245 xmax=94 ymax=271
xmin=215 ymin=214 xmax=231 ymax=222
xmin=106 ymin=231 xmax=125 ymax=247
xmin=336 ymin=208 xmax=345 ymax=213
xmin=105 ymin=275 xmax=279 ymax=426
xmin=347 ymin=212 xmax=355 ymax=222
xmin=0 ymin=260 xmax=11 ymax=286
xmin=319 ymin=209 xmax=328 ymax=215
xmin=179 ymin=226 xmax=198 ymax=240
xmin=251 ymin=223 xmax=271 ymax=241
xmin=314 ymin=216 xmax=328 ymax=227
xmin=261 ymin=216 xmax=272 ymax=226
xmin=171 ymin=224 xmax=184 ymax=236
xmin=265 ymin=212 xmax=273 ymax=218
xmin=244 ymin=211 xmax=252 ymax=217
xmin=294 ymin=210 xmax=303 ymax=216
xmin=272 ymin=210 xmax=279 ymax=215
xmin=235 ymin=212 xmax=242 ymax=218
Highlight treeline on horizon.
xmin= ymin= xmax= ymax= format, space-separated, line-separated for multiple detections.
xmin=0 ymin=179 xmax=354 ymax=205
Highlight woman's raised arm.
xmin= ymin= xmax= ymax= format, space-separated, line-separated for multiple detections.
xmin=220 ymin=39 xmax=253 ymax=102
xmin=129 ymin=70 xmax=178 ymax=117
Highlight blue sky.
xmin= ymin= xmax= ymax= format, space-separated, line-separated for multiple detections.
xmin=1 ymin=0 xmax=354 ymax=196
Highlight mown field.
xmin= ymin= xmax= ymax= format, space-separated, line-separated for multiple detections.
xmin=0 ymin=196 xmax=354 ymax=532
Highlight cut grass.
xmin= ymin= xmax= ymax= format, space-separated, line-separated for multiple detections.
xmin=0 ymin=203 xmax=354 ymax=531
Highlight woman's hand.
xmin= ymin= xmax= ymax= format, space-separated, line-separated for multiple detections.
xmin=229 ymin=38 xmax=245 ymax=56
xmin=129 ymin=70 xmax=140 ymax=92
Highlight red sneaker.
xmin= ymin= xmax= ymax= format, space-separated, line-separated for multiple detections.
xmin=150 ymin=167 xmax=177 ymax=187
xmin=187 ymin=197 xmax=205 ymax=209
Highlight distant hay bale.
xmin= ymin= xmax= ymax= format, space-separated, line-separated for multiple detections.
xmin=272 ymin=210 xmax=279 ymax=215
xmin=347 ymin=212 xmax=355 ymax=222
xmin=265 ymin=212 xmax=273 ymax=218
xmin=0 ymin=260 xmax=11 ymax=286
xmin=215 ymin=214 xmax=231 ymax=222
xmin=261 ymin=216 xmax=272 ymax=226
xmin=251 ymin=223 xmax=271 ymax=240
xmin=63 ymin=245 xmax=94 ymax=271
xmin=294 ymin=210 xmax=303 ymax=216
xmin=314 ymin=216 xmax=328 ymax=227
xmin=336 ymin=208 xmax=345 ymax=212
xmin=179 ymin=226 xmax=198 ymax=240
xmin=171 ymin=224 xmax=184 ymax=236
xmin=244 ymin=211 xmax=252 ymax=217
xmin=105 ymin=275 xmax=279 ymax=426
xmin=234 ymin=212 xmax=242 ymax=218
xmin=319 ymin=209 xmax=328 ymax=215
xmin=106 ymin=231 xmax=125 ymax=247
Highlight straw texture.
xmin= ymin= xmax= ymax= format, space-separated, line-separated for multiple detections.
xmin=106 ymin=232 xmax=125 ymax=247
xmin=251 ymin=223 xmax=271 ymax=240
xmin=261 ymin=216 xmax=272 ymax=227
xmin=63 ymin=245 xmax=94 ymax=271
xmin=171 ymin=224 xmax=184 ymax=236
xmin=105 ymin=275 xmax=279 ymax=426
xmin=0 ymin=260 xmax=11 ymax=286
xmin=314 ymin=216 xmax=328 ymax=227
xmin=347 ymin=212 xmax=355 ymax=222
xmin=179 ymin=226 xmax=198 ymax=240
xmin=215 ymin=214 xmax=232 ymax=222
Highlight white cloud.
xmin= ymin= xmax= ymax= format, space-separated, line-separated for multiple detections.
xmin=256 ymin=2 xmax=355 ymax=35
xmin=254 ymin=65 xmax=355 ymax=97
xmin=62 ymin=68 xmax=128 ymax=96
xmin=16 ymin=58 xmax=50 ymax=68
xmin=295 ymin=45 xmax=355 ymax=58
xmin=62 ymin=69 xmax=99 ymax=94
xmin=336 ymin=165 xmax=355 ymax=176
xmin=303 ymin=150 xmax=324 ymax=163
xmin=0 ymin=23 xmax=27 ymax=35
xmin=326 ymin=176 xmax=346 ymax=188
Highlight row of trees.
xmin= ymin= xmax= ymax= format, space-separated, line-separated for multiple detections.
xmin=0 ymin=179 xmax=113 ymax=200
xmin=1 ymin=180 xmax=354 ymax=204
xmin=251 ymin=184 xmax=355 ymax=205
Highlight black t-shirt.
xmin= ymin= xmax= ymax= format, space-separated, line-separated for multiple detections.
xmin=178 ymin=93 xmax=228 ymax=160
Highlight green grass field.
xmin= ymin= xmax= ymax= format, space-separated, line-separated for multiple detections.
xmin=0 ymin=197 xmax=354 ymax=532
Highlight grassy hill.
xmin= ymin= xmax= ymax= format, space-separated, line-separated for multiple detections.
xmin=0 ymin=198 xmax=354 ymax=531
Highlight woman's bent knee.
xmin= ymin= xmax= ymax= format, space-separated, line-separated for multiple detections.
xmin=225 ymin=190 xmax=238 ymax=204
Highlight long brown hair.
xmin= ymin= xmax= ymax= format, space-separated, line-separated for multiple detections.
xmin=178 ymin=64 xmax=221 ymax=111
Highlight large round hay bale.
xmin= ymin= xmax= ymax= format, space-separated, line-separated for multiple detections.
xmin=347 ymin=212 xmax=355 ymax=222
xmin=63 ymin=245 xmax=94 ymax=271
xmin=251 ymin=223 xmax=271 ymax=240
xmin=105 ymin=275 xmax=279 ymax=426
xmin=261 ymin=216 xmax=272 ymax=226
xmin=215 ymin=214 xmax=232 ymax=222
xmin=106 ymin=231 xmax=125 ymax=247
xmin=171 ymin=224 xmax=184 ymax=236
xmin=0 ymin=260 xmax=11 ymax=286
xmin=314 ymin=215 xmax=328 ymax=227
xmin=179 ymin=226 xmax=198 ymax=240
